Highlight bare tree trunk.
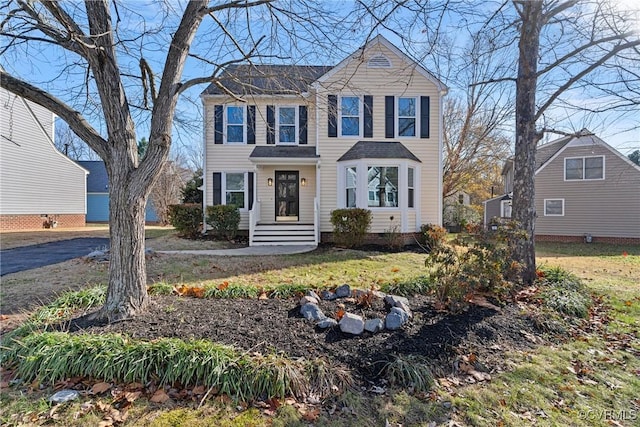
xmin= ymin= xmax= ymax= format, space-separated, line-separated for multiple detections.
xmin=512 ymin=0 xmax=544 ymax=284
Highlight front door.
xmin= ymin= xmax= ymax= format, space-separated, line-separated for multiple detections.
xmin=275 ymin=171 xmax=299 ymax=221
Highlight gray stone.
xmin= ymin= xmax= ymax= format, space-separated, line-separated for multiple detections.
xmin=316 ymin=318 xmax=338 ymax=329
xmin=321 ymin=290 xmax=338 ymax=300
xmin=372 ymin=290 xmax=387 ymax=299
xmin=390 ymin=306 xmax=410 ymax=323
xmin=335 ymin=284 xmax=351 ymax=298
xmin=49 ymin=389 xmax=79 ymax=403
xmin=395 ymin=301 xmax=412 ymax=318
xmin=339 ymin=312 xmax=365 ymax=335
xmin=306 ymin=290 xmax=321 ymax=301
xmin=364 ymin=318 xmax=385 ymax=333
xmin=385 ymin=312 xmax=404 ymax=330
xmin=85 ymin=250 xmax=108 ymax=261
xmin=300 ymin=303 xmax=326 ymax=321
xmin=300 ymin=295 xmax=319 ymax=306
xmin=384 ymin=295 xmax=409 ymax=307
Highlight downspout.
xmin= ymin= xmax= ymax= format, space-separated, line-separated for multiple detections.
xmin=437 ymin=89 xmax=447 ymax=226
xmin=201 ymin=95 xmax=207 ymax=234
xmin=314 ymin=87 xmax=321 ymax=243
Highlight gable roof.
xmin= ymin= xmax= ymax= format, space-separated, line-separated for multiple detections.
xmin=337 ymin=141 xmax=421 ymax=162
xmin=314 ymin=34 xmax=448 ymax=93
xmin=77 ymin=160 xmax=109 ymax=192
xmin=202 ymin=65 xmax=333 ymax=96
xmin=535 ymin=135 xmax=573 ymax=170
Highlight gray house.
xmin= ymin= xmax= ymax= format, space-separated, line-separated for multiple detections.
xmin=1 ymin=87 xmax=87 ymax=230
xmin=484 ymin=130 xmax=640 ymax=243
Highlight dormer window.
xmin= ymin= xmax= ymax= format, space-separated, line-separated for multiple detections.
xmin=368 ymin=54 xmax=391 ymax=68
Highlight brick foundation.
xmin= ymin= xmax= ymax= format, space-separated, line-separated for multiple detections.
xmin=536 ymin=234 xmax=640 ymax=244
xmin=0 ymin=214 xmax=86 ymax=231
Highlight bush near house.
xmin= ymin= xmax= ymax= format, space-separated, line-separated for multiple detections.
xmin=168 ymin=204 xmax=202 ymax=238
xmin=330 ymin=208 xmax=372 ymax=248
xmin=205 ymin=205 xmax=240 ymax=241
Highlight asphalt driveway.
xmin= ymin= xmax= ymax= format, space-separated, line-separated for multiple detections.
xmin=0 ymin=237 xmax=109 ymax=276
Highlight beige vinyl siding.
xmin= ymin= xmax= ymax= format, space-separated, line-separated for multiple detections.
xmin=316 ymin=43 xmax=441 ymax=233
xmin=535 ymin=144 xmax=640 ymax=238
xmin=203 ymin=97 xmax=317 ymax=229
xmin=0 ymin=88 xmax=87 ymax=215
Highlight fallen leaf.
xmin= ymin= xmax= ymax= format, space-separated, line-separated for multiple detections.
xmin=218 ymin=281 xmax=229 ymax=291
xmin=92 ymin=382 xmax=112 ymax=394
xmin=192 ymin=385 xmax=205 ymax=395
xmin=391 ymin=267 xmax=400 ymax=272
xmin=301 ymin=408 xmax=320 ymax=421
xmin=124 ymin=391 xmax=141 ymax=402
xmin=150 ymin=390 xmax=171 ymax=403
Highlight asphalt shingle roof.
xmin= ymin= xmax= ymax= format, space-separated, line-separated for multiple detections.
xmin=337 ymin=141 xmax=421 ymax=162
xmin=202 ymin=65 xmax=334 ymax=96
xmin=249 ymin=146 xmax=319 ymax=159
xmin=535 ymin=135 xmax=572 ymax=170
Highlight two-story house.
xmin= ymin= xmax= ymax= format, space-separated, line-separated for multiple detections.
xmin=484 ymin=130 xmax=640 ymax=243
xmin=201 ymin=35 xmax=447 ymax=246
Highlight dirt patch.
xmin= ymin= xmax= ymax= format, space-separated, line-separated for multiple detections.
xmin=63 ymin=294 xmax=539 ymax=385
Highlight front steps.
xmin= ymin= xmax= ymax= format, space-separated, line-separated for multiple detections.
xmin=251 ymin=223 xmax=316 ymax=246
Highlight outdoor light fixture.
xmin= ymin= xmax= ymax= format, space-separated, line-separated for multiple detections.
xmin=301 ymin=178 xmax=307 ymax=186
xmin=267 ymin=177 xmax=273 ymax=186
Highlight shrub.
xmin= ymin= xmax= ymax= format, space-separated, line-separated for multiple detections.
xmin=424 ymin=222 xmax=526 ymax=312
xmin=419 ymin=223 xmax=447 ymax=251
xmin=206 ymin=205 xmax=240 ymax=241
xmin=330 ymin=208 xmax=371 ymax=248
xmin=383 ymin=216 xmax=404 ymax=251
xmin=168 ymin=204 xmax=202 ymax=238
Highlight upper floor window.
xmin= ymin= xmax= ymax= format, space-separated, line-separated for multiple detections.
xmin=397 ymin=97 xmax=416 ymax=137
xmin=226 ymin=106 xmax=245 ymax=143
xmin=565 ymin=156 xmax=604 ymax=180
xmin=341 ymin=96 xmax=361 ymax=136
xmin=278 ymin=107 xmax=297 ymax=144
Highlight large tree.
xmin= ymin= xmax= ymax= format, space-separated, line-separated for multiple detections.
xmin=0 ymin=0 xmax=339 ymax=321
xmin=510 ymin=0 xmax=640 ymax=282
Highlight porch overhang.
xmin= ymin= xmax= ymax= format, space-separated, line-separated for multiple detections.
xmin=249 ymin=146 xmax=320 ymax=165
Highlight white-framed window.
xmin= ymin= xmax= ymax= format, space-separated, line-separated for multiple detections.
xmin=501 ymin=200 xmax=512 ymax=218
xmin=340 ymin=96 xmax=361 ymax=137
xmin=544 ymin=199 xmax=564 ymax=216
xmin=277 ymin=106 xmax=297 ymax=144
xmin=226 ymin=106 xmax=245 ymax=144
xmin=408 ymin=167 xmax=415 ymax=208
xmin=565 ymin=156 xmax=604 ymax=180
xmin=225 ymin=172 xmax=246 ymax=209
xmin=345 ymin=166 xmax=357 ymax=208
xmin=397 ymin=97 xmax=417 ymax=137
xmin=367 ymin=166 xmax=399 ymax=207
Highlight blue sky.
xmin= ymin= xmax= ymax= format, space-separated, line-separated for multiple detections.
xmin=1 ymin=0 xmax=638 ymax=159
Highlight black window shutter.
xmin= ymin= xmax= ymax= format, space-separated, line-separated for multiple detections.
xmin=328 ymin=95 xmax=337 ymax=138
xmin=267 ymin=105 xmax=275 ymax=144
xmin=212 ymin=172 xmax=222 ymax=205
xmin=248 ymin=172 xmax=254 ymax=210
xmin=363 ymin=95 xmax=373 ymax=138
xmin=385 ymin=96 xmax=395 ymax=138
xmin=420 ymin=96 xmax=430 ymax=139
xmin=299 ymin=105 xmax=308 ymax=144
xmin=247 ymin=106 xmax=256 ymax=144
xmin=214 ymin=105 xmax=223 ymax=144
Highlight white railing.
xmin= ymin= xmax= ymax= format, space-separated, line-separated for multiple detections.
xmin=249 ymin=200 xmax=261 ymax=246
xmin=314 ymin=197 xmax=319 ymax=245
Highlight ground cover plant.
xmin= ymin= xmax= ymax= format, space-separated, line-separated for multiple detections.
xmin=1 ymin=229 xmax=638 ymax=426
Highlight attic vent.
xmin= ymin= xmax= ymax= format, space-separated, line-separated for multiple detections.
xmin=368 ymin=55 xmax=391 ymax=68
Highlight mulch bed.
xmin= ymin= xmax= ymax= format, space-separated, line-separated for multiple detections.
xmin=64 ymin=294 xmax=541 ymax=384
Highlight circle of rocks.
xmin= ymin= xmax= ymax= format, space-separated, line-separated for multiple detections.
xmin=298 ymin=284 xmax=411 ymax=335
